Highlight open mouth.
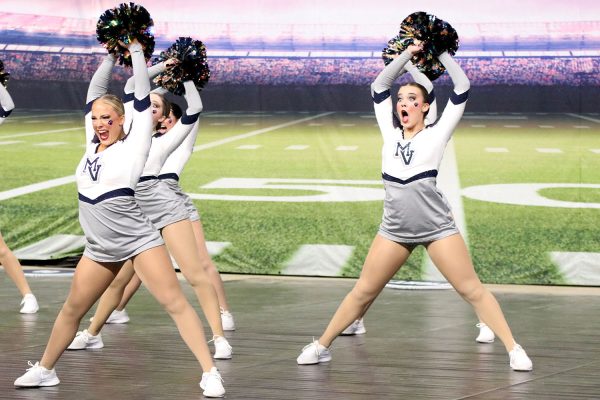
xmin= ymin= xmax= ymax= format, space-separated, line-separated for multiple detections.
xmin=97 ymin=130 xmax=109 ymax=142
xmin=400 ymin=110 xmax=409 ymax=124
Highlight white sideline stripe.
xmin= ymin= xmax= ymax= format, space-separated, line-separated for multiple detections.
xmin=566 ymin=113 xmax=600 ymax=124
xmin=0 ymin=140 xmax=23 ymax=146
xmin=503 ymin=125 xmax=521 ymax=128
xmin=2 ymin=113 xmax=334 ymax=201
xmin=193 ymin=112 xmax=333 ymax=152
xmin=308 ymin=123 xmax=323 ymax=126
xmin=574 ymin=125 xmax=590 ymax=129
xmin=423 ymin=138 xmax=466 ymax=282
xmin=8 ymin=112 xmax=79 ymax=120
xmin=551 ymin=252 xmax=600 ymax=285
xmin=470 ymin=124 xmax=486 ymax=128
xmin=236 ymin=144 xmax=262 ymax=150
xmin=336 ymin=146 xmax=358 ymax=151
xmin=485 ymin=147 xmax=509 ymax=153
xmin=242 ymin=122 xmax=258 ymax=126
xmin=538 ymin=125 xmax=555 ymax=129
xmin=0 ymin=176 xmax=77 ymax=201
xmin=285 ymin=145 xmax=309 ymax=150
xmin=590 ymin=149 xmax=600 ymax=154
xmin=0 ymin=127 xmax=82 ymax=139
xmin=536 ymin=148 xmax=563 ymax=153
xmin=210 ymin=122 xmax=228 ymax=125
xmin=281 ymin=244 xmax=354 ymax=276
xmin=340 ymin=123 xmax=356 ymax=127
xmin=34 ymin=142 xmax=67 ymax=147
xmin=463 ymin=115 xmax=527 ymax=120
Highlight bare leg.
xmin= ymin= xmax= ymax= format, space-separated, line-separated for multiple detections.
xmin=191 ymin=220 xmax=231 ymax=312
xmin=39 ymin=257 xmax=121 ymax=369
xmin=426 ymin=234 xmax=516 ymax=352
xmin=319 ymin=234 xmax=412 ymax=347
xmin=115 ymin=272 xmax=142 ymax=311
xmin=162 ymin=220 xmax=224 ymax=337
xmin=0 ymin=232 xmax=33 ymax=296
xmin=132 ymin=245 xmax=214 ymax=371
xmin=87 ymin=260 xmax=136 ymax=335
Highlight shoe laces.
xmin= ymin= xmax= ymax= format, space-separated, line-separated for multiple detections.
xmin=302 ymin=337 xmax=325 ymax=356
xmin=25 ymin=361 xmax=40 ymax=371
xmin=475 ymin=323 xmax=487 ymax=328
xmin=204 ymin=367 xmax=224 ymax=383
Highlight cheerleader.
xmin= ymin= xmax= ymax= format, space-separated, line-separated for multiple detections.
xmin=14 ymin=41 xmax=225 ymax=397
xmin=297 ymin=44 xmax=532 ymax=372
xmin=0 ymin=84 xmax=39 ymax=314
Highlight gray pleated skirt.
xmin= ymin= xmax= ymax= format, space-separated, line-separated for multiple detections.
xmin=135 ymin=179 xmax=190 ymax=229
xmin=378 ymin=177 xmax=458 ymax=245
xmin=79 ymin=196 xmax=164 ymax=262
xmin=161 ymin=178 xmax=201 ymax=222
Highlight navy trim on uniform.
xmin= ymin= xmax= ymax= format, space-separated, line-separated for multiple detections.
xmin=382 ymin=170 xmax=438 ymax=185
xmin=84 ymin=101 xmax=93 ymax=115
xmin=158 ymin=173 xmax=180 ymax=181
xmin=181 ymin=111 xmax=200 ymax=125
xmin=0 ymin=107 xmax=12 ymax=118
xmin=78 ymin=188 xmax=135 ymax=204
xmin=427 ymin=90 xmax=436 ymax=104
xmin=138 ymin=175 xmax=158 ymax=183
xmin=123 ymin=93 xmax=135 ymax=103
xmin=450 ymin=90 xmax=469 ymax=105
xmin=373 ymin=90 xmax=391 ymax=104
xmin=134 ymin=95 xmax=151 ymax=112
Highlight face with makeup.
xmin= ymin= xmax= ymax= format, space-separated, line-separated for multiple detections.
xmin=91 ymin=97 xmax=125 ymax=150
xmin=150 ymin=93 xmax=168 ymax=127
xmin=396 ymin=83 xmax=430 ymax=132
xmin=156 ymin=109 xmax=179 ymax=135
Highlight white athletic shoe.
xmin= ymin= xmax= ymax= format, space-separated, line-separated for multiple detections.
xmin=341 ymin=318 xmax=366 ymax=335
xmin=19 ymin=294 xmax=39 ymax=314
xmin=509 ymin=344 xmax=533 ymax=371
xmin=212 ymin=336 xmax=232 ymax=359
xmin=14 ymin=361 xmax=60 ymax=387
xmin=475 ymin=323 xmax=495 ymax=343
xmin=296 ymin=339 xmax=332 ymax=365
xmin=67 ymin=329 xmax=104 ymax=350
xmin=220 ymin=309 xmax=235 ymax=331
xmin=199 ymin=367 xmax=225 ymax=397
xmin=106 ymin=309 xmax=130 ymax=324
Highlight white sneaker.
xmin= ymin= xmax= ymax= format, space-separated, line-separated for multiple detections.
xmin=199 ymin=367 xmax=225 ymax=397
xmin=220 ymin=309 xmax=235 ymax=331
xmin=20 ymin=294 xmax=39 ymax=314
xmin=212 ymin=336 xmax=232 ymax=359
xmin=14 ymin=361 xmax=60 ymax=387
xmin=106 ymin=309 xmax=130 ymax=324
xmin=296 ymin=339 xmax=332 ymax=365
xmin=67 ymin=329 xmax=104 ymax=350
xmin=509 ymin=344 xmax=533 ymax=371
xmin=475 ymin=323 xmax=495 ymax=343
xmin=341 ymin=318 xmax=366 ymax=335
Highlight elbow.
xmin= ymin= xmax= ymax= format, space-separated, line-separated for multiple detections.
xmin=455 ymin=78 xmax=470 ymax=94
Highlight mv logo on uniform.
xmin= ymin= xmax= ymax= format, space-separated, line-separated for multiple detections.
xmin=83 ymin=157 xmax=102 ymax=182
xmin=394 ymin=142 xmax=414 ymax=165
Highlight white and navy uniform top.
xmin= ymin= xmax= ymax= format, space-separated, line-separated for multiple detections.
xmin=128 ymin=80 xmax=203 ymax=229
xmin=0 ymin=84 xmax=15 ymax=125
xmin=372 ymin=50 xmax=470 ymax=244
xmin=76 ymin=46 xmax=163 ymax=262
xmin=158 ymin=97 xmax=202 ymax=222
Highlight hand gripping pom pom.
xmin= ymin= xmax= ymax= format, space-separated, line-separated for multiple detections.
xmin=382 ymin=11 xmax=459 ymax=80
xmin=152 ymin=37 xmax=211 ymax=95
xmin=96 ymin=2 xmax=155 ymax=67
xmin=0 ymin=60 xmax=9 ymax=88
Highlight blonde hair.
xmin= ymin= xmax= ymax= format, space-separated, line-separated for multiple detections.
xmin=95 ymin=94 xmax=125 ymax=116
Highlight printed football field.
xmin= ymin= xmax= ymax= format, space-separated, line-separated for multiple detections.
xmin=1 ymin=110 xmax=599 ymax=284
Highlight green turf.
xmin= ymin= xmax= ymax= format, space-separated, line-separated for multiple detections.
xmin=1 ymin=110 xmax=598 ymax=283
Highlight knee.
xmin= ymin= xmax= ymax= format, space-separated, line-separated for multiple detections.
xmin=182 ymin=268 xmax=210 ymax=288
xmin=455 ymin=281 xmax=486 ymax=304
xmin=349 ymin=281 xmax=379 ymax=305
xmin=157 ymin=291 xmax=188 ymax=315
xmin=0 ymin=244 xmax=11 ymax=260
xmin=61 ymin=297 xmax=88 ymax=320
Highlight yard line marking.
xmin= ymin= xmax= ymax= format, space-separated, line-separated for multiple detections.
xmin=281 ymin=244 xmax=355 ymax=276
xmin=308 ymin=123 xmax=323 ymax=126
xmin=0 ymin=176 xmax=77 ymax=201
xmin=536 ymin=148 xmax=563 ymax=153
xmin=463 ymin=115 xmax=527 ymax=120
xmin=0 ymin=140 xmax=23 ymax=146
xmin=551 ymin=252 xmax=600 ymax=285
xmin=574 ymin=125 xmax=590 ymax=129
xmin=285 ymin=145 xmax=309 ymax=150
xmin=503 ymin=125 xmax=521 ymax=128
xmin=236 ymin=144 xmax=262 ymax=150
xmin=34 ymin=142 xmax=68 ymax=147
xmin=340 ymin=123 xmax=356 ymax=127
xmin=485 ymin=147 xmax=509 ymax=153
xmin=241 ymin=122 xmax=258 ymax=126
xmin=210 ymin=122 xmax=228 ymax=125
xmin=193 ymin=112 xmax=333 ymax=152
xmin=0 ymin=127 xmax=82 ymax=139
xmin=470 ymin=124 xmax=486 ymax=128
xmin=538 ymin=125 xmax=555 ymax=129
xmin=590 ymin=149 xmax=600 ymax=154
xmin=566 ymin=113 xmax=600 ymax=123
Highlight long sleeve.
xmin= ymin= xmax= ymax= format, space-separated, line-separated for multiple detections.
xmin=124 ymin=61 xmax=167 ymax=95
xmin=182 ymin=81 xmax=203 ymax=117
xmin=86 ymin=54 xmax=116 ymax=104
xmin=405 ymin=61 xmax=437 ymax=125
xmin=0 ymin=84 xmax=14 ymax=122
xmin=371 ymin=50 xmax=412 ymax=96
xmin=434 ymin=52 xmax=470 ymax=142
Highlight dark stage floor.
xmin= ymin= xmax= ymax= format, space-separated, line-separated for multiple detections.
xmin=2 ymin=272 xmax=600 ymax=399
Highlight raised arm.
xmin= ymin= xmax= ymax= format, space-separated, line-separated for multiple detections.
xmin=434 ymin=51 xmax=470 ymax=140
xmin=126 ymin=41 xmax=153 ymax=149
xmin=0 ymin=84 xmax=14 ymax=124
xmin=371 ymin=50 xmax=413 ymax=96
xmin=405 ymin=61 xmax=437 ymax=125
xmin=86 ymin=53 xmax=116 ymax=104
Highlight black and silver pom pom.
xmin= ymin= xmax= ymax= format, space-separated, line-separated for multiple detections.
xmin=0 ymin=60 xmax=9 ymax=88
xmin=382 ymin=11 xmax=459 ymax=80
xmin=152 ymin=37 xmax=210 ymax=95
xmin=96 ymin=2 xmax=155 ymax=67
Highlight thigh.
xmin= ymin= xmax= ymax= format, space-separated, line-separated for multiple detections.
xmin=425 ymin=234 xmax=480 ymax=288
xmin=354 ymin=234 xmax=413 ymax=296
xmin=131 ymin=245 xmax=182 ymax=301
xmin=66 ymin=257 xmax=123 ymax=310
xmin=190 ymin=220 xmax=211 ymax=261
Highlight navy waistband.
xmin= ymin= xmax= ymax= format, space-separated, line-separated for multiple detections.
xmin=78 ymin=188 xmax=135 ymax=204
xmin=382 ymin=170 xmax=438 ymax=185
xmin=158 ymin=173 xmax=180 ymax=181
xmin=138 ymin=175 xmax=158 ymax=183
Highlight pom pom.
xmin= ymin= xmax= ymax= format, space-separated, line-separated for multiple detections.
xmin=96 ymin=2 xmax=155 ymax=67
xmin=0 ymin=60 xmax=9 ymax=88
xmin=382 ymin=11 xmax=459 ymax=80
xmin=152 ymin=37 xmax=210 ymax=95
